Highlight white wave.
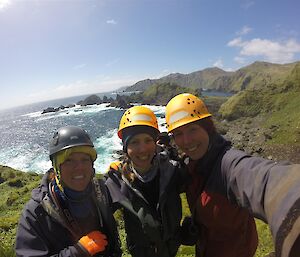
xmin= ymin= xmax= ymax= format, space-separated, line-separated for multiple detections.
xmin=0 ymin=144 xmax=50 ymax=173
xmin=2 ymin=103 xmax=169 ymax=174
xmin=24 ymin=104 xmax=117 ymax=121
xmin=30 ymin=159 xmax=52 ymax=173
xmin=144 ymin=104 xmax=165 ymax=114
xmin=93 ymin=128 xmax=122 ymax=173
xmin=138 ymin=104 xmax=167 ymax=132
xmin=22 ymin=111 xmax=43 ymax=118
xmin=157 ymin=117 xmax=168 ymax=132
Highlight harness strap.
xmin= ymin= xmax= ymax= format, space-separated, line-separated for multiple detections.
xmin=48 ymin=183 xmax=82 ymax=239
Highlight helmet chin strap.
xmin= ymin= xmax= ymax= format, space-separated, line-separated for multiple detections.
xmin=54 ymin=171 xmax=65 ymax=192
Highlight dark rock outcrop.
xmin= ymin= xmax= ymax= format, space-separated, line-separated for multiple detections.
xmin=77 ymin=94 xmax=102 ymax=106
xmin=109 ymin=94 xmax=132 ymax=109
xmin=41 ymin=107 xmax=57 ymax=114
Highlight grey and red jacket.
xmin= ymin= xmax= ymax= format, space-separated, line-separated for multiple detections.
xmin=15 ymin=170 xmax=121 ymax=257
xmin=186 ymin=133 xmax=300 ymax=257
xmin=105 ymin=152 xmax=184 ymax=257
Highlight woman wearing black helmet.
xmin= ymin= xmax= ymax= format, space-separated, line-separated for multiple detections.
xmin=105 ymin=106 xmax=187 ymax=257
xmin=15 ymin=126 xmax=121 ymax=257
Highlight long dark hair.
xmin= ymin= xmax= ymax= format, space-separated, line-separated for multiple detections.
xmin=196 ymin=117 xmax=216 ymax=135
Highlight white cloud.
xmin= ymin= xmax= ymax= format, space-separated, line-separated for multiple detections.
xmin=237 ymin=26 xmax=252 ymax=36
xmin=73 ymin=63 xmax=87 ymax=70
xmin=0 ymin=0 xmax=11 ymax=11
xmin=241 ymin=1 xmax=254 ymax=9
xmin=211 ymin=59 xmax=235 ymax=71
xmin=27 ymin=81 xmax=88 ymax=100
xmin=54 ymin=80 xmax=87 ymax=94
xmin=106 ymin=19 xmax=117 ymax=25
xmin=227 ymin=37 xmax=245 ymax=47
xmin=26 ymin=75 xmax=141 ymax=104
xmin=228 ymin=37 xmax=300 ymax=63
xmin=213 ymin=59 xmax=224 ymax=68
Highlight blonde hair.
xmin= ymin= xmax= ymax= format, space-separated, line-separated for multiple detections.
xmin=122 ymin=155 xmax=137 ymax=183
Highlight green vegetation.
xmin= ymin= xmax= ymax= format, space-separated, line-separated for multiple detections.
xmin=0 ymin=165 xmax=274 ymax=256
xmin=125 ymin=61 xmax=300 ymax=94
xmin=219 ymin=62 xmax=300 ymax=145
xmin=125 ymin=82 xmax=230 ymax=117
xmin=0 ymin=165 xmax=42 ymax=256
xmin=228 ymin=61 xmax=297 ymax=92
xmin=128 ymin=82 xmax=199 ymax=106
xmin=3 ymin=61 xmax=299 ymax=256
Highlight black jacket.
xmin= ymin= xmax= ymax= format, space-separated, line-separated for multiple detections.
xmin=15 ymin=170 xmax=121 ymax=257
xmin=105 ymin=152 xmax=184 ymax=257
xmin=221 ymin=147 xmax=300 ymax=257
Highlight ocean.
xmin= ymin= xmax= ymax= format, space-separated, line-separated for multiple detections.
xmin=0 ymin=93 xmax=167 ymax=174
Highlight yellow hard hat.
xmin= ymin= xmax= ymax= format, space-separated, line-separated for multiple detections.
xmin=118 ymin=106 xmax=159 ymax=139
xmin=165 ymin=93 xmax=212 ymax=132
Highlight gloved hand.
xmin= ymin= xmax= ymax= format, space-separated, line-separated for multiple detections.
xmin=108 ymin=161 xmax=122 ymax=172
xmin=78 ymin=231 xmax=108 ymax=256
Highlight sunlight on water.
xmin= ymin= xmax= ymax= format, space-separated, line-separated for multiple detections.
xmin=145 ymin=105 xmax=167 ymax=132
xmin=0 ymin=102 xmax=166 ymax=174
xmin=94 ymin=128 xmax=122 ymax=173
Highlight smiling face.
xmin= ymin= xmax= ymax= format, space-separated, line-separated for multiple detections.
xmin=172 ymin=122 xmax=209 ymax=161
xmin=127 ymin=133 xmax=156 ymax=174
xmin=60 ymin=152 xmax=94 ymax=191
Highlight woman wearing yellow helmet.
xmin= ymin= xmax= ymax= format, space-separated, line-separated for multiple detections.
xmin=105 ymin=106 xmax=187 ymax=257
xmin=165 ymin=93 xmax=300 ymax=257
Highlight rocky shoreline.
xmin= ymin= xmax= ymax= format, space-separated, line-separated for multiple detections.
xmin=41 ymin=93 xmax=300 ymax=164
xmin=219 ymin=116 xmax=300 ymax=164
xmin=42 ymin=94 xmax=132 ymax=114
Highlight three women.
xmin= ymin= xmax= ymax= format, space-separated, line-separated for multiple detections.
xmin=16 ymin=95 xmax=300 ymax=257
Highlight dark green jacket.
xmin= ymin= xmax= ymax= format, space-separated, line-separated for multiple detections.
xmin=105 ymin=153 xmax=184 ymax=257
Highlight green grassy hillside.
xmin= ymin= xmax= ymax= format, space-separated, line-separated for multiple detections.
xmin=124 ymin=61 xmax=300 ymax=94
xmin=128 ymin=82 xmax=198 ymax=106
xmin=160 ymin=67 xmax=231 ymax=90
xmin=229 ymin=61 xmax=298 ymax=92
xmin=0 ymin=165 xmax=41 ymax=256
xmin=219 ymin=63 xmax=300 ymax=144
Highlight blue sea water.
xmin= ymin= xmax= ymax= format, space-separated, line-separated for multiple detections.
xmin=0 ymin=94 xmax=166 ymax=174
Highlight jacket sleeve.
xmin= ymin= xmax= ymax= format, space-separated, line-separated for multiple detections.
xmin=158 ymin=151 xmax=188 ymax=193
xmin=221 ymin=149 xmax=300 ymax=257
xmin=15 ymin=203 xmax=88 ymax=257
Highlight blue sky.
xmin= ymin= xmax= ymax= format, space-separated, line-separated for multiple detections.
xmin=0 ymin=0 xmax=299 ymax=110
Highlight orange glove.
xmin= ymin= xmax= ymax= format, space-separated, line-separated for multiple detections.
xmin=108 ymin=161 xmax=122 ymax=172
xmin=78 ymin=231 xmax=108 ymax=256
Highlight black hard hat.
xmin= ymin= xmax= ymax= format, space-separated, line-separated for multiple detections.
xmin=49 ymin=126 xmax=94 ymax=159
